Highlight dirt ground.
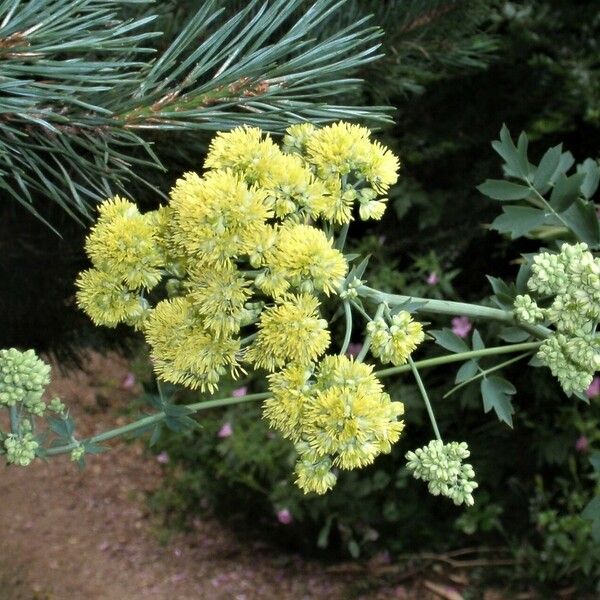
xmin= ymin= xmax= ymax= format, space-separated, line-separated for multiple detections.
xmin=0 ymin=352 xmax=508 ymax=600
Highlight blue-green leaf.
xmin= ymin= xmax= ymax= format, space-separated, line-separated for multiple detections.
xmin=430 ymin=329 xmax=469 ymax=353
xmin=472 ymin=329 xmax=485 ymax=351
xmin=481 ymin=376 xmax=516 ymax=427
xmin=491 ymin=206 xmax=546 ymax=239
xmin=477 ymin=179 xmax=531 ymax=201
xmin=455 ymin=359 xmax=478 ymax=383
xmin=560 ymin=199 xmax=600 ymax=246
xmin=533 ymin=144 xmax=562 ymax=192
xmin=577 ymin=158 xmax=600 ymax=199
xmin=550 ymin=172 xmax=585 ymax=212
xmin=498 ymin=327 xmax=530 ymax=343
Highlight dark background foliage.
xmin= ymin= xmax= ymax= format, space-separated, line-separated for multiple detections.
xmin=2 ymin=0 xmax=600 ymax=593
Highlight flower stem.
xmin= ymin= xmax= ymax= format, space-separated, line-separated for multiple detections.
xmin=356 ymin=303 xmax=385 ymax=362
xmin=339 ymin=300 xmax=353 ymax=355
xmin=358 ymin=286 xmax=550 ymax=339
xmin=408 ymin=356 xmax=441 ymax=442
xmin=375 ymin=341 xmax=541 ymax=379
xmin=45 ymin=392 xmax=270 ymax=457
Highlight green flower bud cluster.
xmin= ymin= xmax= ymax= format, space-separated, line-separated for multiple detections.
xmin=367 ymin=311 xmax=425 ymax=366
xmin=406 ymin=440 xmax=478 ymax=506
xmin=71 ymin=445 xmax=85 ymax=462
xmin=4 ymin=432 xmax=39 ymax=466
xmin=0 ymin=348 xmax=51 ymax=412
xmin=339 ymin=277 xmax=363 ymax=300
xmin=513 ymin=243 xmax=600 ymax=394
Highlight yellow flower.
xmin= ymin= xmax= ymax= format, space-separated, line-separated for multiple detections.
xmin=145 ymin=298 xmax=242 ymax=392
xmin=96 ymin=196 xmax=138 ymax=224
xmin=204 ymin=125 xmax=282 ymax=184
xmin=367 ymin=312 xmax=425 ymax=366
xmin=246 ymin=294 xmax=330 ymax=371
xmin=363 ymin=140 xmax=400 ymax=193
xmin=306 ymin=121 xmax=372 ymax=178
xmin=294 ymin=453 xmax=337 ymax=495
xmin=311 ymin=177 xmax=356 ymax=224
xmin=170 ymin=170 xmax=272 ymax=266
xmin=76 ymin=269 xmax=146 ymax=327
xmin=264 ymin=363 xmax=314 ymax=441
xmin=85 ymin=200 xmax=164 ymax=290
xmin=262 ymin=153 xmax=326 ymax=219
xmin=282 ymin=123 xmax=317 ymax=155
xmin=185 ymin=263 xmax=252 ymax=336
xmin=305 ymin=122 xmax=399 ymax=193
xmin=262 ymin=354 xmax=404 ymax=493
xmin=263 ymin=223 xmax=348 ymax=296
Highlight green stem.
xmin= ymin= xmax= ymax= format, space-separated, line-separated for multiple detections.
xmin=408 ymin=356 xmax=441 ymax=442
xmin=335 ymin=222 xmax=350 ymax=251
xmin=442 ymin=351 xmax=534 ymax=399
xmin=358 ymin=286 xmax=550 ymax=340
xmin=45 ymin=392 xmax=270 ymax=457
xmin=528 ymin=185 xmax=574 ymax=236
xmin=9 ymin=406 xmax=19 ymax=435
xmin=375 ymin=341 xmax=541 ymax=379
xmin=356 ymin=303 xmax=385 ymax=362
xmin=339 ymin=300 xmax=353 ymax=355
xmin=350 ymin=300 xmax=372 ymax=323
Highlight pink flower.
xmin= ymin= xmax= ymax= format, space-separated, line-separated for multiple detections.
xmin=218 ymin=422 xmax=233 ymax=438
xmin=276 ymin=509 xmax=293 ymax=525
xmin=346 ymin=342 xmax=363 ymax=358
xmin=586 ymin=376 xmax=600 ymax=399
xmin=451 ymin=316 xmax=472 ymax=338
xmin=232 ymin=386 xmax=248 ymax=397
xmin=426 ymin=272 xmax=439 ymax=286
xmin=156 ymin=451 xmax=169 ymax=464
xmin=120 ymin=372 xmax=136 ymax=391
xmin=575 ymin=436 xmax=589 ymax=453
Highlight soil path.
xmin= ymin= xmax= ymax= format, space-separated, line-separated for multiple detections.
xmin=0 ymin=352 xmax=468 ymax=600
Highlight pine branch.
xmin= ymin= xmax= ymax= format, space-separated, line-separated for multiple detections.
xmin=0 ymin=0 xmax=389 ymax=226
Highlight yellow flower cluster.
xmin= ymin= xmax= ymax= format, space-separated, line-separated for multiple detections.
xmin=265 ymin=355 xmax=405 ymax=494
xmin=76 ymin=122 xmax=403 ymax=490
xmin=77 ymin=123 xmax=398 ymax=391
xmin=368 ymin=311 xmax=425 ymax=366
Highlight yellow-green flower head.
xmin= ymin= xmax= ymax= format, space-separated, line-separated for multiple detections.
xmin=145 ymin=298 xmax=242 ymax=392
xmin=282 ymin=123 xmax=317 ymax=155
xmin=406 ymin=440 xmax=478 ymax=506
xmin=367 ymin=312 xmax=425 ymax=366
xmin=204 ymin=125 xmax=282 ymax=184
xmin=244 ymin=224 xmax=278 ymax=269
xmin=246 ymin=294 xmax=330 ymax=371
xmin=76 ymin=269 xmax=147 ymax=327
xmin=305 ymin=122 xmax=399 ymax=192
xmin=363 ymin=139 xmax=401 ymax=194
xmin=4 ymin=432 xmax=39 ymax=466
xmin=186 ymin=263 xmax=252 ymax=336
xmin=264 ymin=362 xmax=315 ymax=441
xmin=262 ymin=223 xmax=348 ymax=296
xmin=170 ymin=170 xmax=272 ymax=266
xmin=303 ymin=385 xmax=403 ymax=470
xmin=96 ymin=195 xmax=138 ymax=224
xmin=262 ymin=153 xmax=326 ymax=219
xmin=0 ymin=348 xmax=50 ymax=409
xmin=294 ymin=452 xmax=337 ymax=495
xmin=312 ymin=177 xmax=356 ymax=225
xmin=85 ymin=199 xmax=164 ymax=290
xmin=302 ymin=356 xmax=404 ymax=469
